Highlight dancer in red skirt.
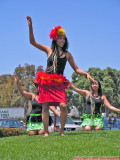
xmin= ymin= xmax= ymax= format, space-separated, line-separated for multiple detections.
xmin=26 ymin=16 xmax=95 ymax=136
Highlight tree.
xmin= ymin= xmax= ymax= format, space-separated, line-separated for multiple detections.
xmin=0 ymin=64 xmax=44 ymax=117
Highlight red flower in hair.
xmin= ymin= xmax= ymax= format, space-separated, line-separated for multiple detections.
xmin=49 ymin=26 xmax=62 ymax=40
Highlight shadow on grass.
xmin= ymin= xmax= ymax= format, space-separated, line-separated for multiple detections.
xmin=53 ymin=130 xmax=107 ymax=137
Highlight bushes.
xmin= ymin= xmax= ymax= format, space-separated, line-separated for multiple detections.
xmin=0 ymin=127 xmax=26 ymax=137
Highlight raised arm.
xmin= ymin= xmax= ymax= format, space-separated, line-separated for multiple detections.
xmin=26 ymin=16 xmax=51 ymax=56
xmin=14 ymin=74 xmax=33 ymax=100
xmin=102 ymin=95 xmax=120 ymax=113
xmin=67 ymin=52 xmax=94 ymax=82
xmin=70 ymin=83 xmax=89 ymax=98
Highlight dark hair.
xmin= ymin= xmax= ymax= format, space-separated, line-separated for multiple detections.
xmin=91 ymin=79 xmax=102 ymax=96
xmin=46 ymin=36 xmax=69 ymax=73
xmin=34 ymin=82 xmax=38 ymax=88
xmin=33 ymin=82 xmax=39 ymax=95
xmin=51 ymin=36 xmax=69 ymax=53
xmin=36 ymin=91 xmax=39 ymax=95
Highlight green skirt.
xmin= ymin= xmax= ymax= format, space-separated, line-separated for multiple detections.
xmin=26 ymin=113 xmax=44 ymax=134
xmin=80 ymin=114 xmax=104 ymax=128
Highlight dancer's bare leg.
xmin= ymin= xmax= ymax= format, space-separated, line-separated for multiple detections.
xmin=59 ymin=103 xmax=67 ymax=136
xmin=42 ymin=102 xmax=49 ymax=137
xmin=29 ymin=130 xmax=37 ymax=136
xmin=49 ymin=106 xmax=60 ymax=117
xmin=38 ymin=129 xmax=45 ymax=135
xmin=84 ymin=126 xmax=92 ymax=131
xmin=95 ymin=126 xmax=103 ymax=130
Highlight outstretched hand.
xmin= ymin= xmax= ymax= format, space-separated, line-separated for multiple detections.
xmin=69 ymin=82 xmax=74 ymax=90
xmin=87 ymin=73 xmax=96 ymax=83
xmin=14 ymin=74 xmax=19 ymax=82
xmin=26 ymin=16 xmax=32 ymax=26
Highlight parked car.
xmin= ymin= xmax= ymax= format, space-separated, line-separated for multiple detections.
xmin=50 ymin=116 xmax=82 ymax=131
xmin=0 ymin=119 xmax=26 ymax=129
xmin=104 ymin=117 xmax=120 ymax=130
xmin=72 ymin=119 xmax=82 ymax=125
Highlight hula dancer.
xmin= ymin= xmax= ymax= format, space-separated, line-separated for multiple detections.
xmin=70 ymin=80 xmax=120 ymax=130
xmin=26 ymin=16 xmax=95 ymax=136
xmin=14 ymin=75 xmax=60 ymax=135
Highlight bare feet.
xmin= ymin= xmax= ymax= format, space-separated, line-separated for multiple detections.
xmin=44 ymin=133 xmax=49 ymax=137
xmin=60 ymin=130 xmax=65 ymax=136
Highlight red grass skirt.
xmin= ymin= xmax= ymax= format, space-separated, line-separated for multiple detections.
xmin=35 ymin=71 xmax=70 ymax=106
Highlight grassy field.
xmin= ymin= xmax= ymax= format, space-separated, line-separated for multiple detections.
xmin=0 ymin=130 xmax=120 ymax=160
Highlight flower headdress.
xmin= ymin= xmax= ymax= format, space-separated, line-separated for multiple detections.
xmin=49 ymin=25 xmax=65 ymax=40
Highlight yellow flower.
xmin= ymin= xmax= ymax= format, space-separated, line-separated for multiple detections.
xmin=57 ymin=28 xmax=65 ymax=35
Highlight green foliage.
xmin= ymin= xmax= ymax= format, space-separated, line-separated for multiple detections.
xmin=0 ymin=127 xmax=26 ymax=137
xmin=0 ymin=64 xmax=44 ymax=116
xmin=0 ymin=131 xmax=120 ymax=160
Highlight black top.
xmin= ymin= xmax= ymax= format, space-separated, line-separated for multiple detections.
xmin=31 ymin=98 xmax=42 ymax=114
xmin=46 ymin=53 xmax=67 ymax=74
xmin=85 ymin=96 xmax=102 ymax=114
xmin=30 ymin=99 xmax=52 ymax=125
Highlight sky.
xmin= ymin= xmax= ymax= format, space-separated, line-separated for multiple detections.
xmin=0 ymin=0 xmax=120 ymax=81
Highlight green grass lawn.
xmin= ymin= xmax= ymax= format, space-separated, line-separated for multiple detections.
xmin=0 ymin=130 xmax=120 ymax=160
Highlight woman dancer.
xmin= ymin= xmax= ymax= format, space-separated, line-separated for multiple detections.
xmin=70 ymin=80 xmax=120 ymax=130
xmin=26 ymin=16 xmax=95 ymax=136
xmin=14 ymin=74 xmax=60 ymax=135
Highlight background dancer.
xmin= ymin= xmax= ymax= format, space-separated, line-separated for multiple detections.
xmin=70 ymin=80 xmax=120 ymax=130
xmin=14 ymin=74 xmax=60 ymax=135
xmin=26 ymin=16 xmax=95 ymax=136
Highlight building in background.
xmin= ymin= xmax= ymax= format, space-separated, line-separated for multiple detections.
xmin=0 ymin=107 xmax=25 ymax=119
